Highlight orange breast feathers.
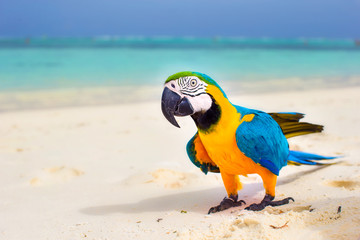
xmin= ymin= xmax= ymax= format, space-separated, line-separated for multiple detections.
xmin=196 ymin=85 xmax=262 ymax=176
xmin=198 ymin=129 xmax=262 ymax=176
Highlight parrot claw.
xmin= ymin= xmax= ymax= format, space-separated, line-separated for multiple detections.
xmin=208 ymin=195 xmax=246 ymax=214
xmin=245 ymin=194 xmax=294 ymax=211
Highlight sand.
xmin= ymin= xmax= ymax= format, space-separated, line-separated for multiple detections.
xmin=1 ymin=86 xmax=360 ymax=239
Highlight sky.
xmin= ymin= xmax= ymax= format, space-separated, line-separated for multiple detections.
xmin=0 ymin=0 xmax=360 ymax=38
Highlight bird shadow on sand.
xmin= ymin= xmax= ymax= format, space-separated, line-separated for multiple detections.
xmin=80 ymin=165 xmax=331 ymax=216
xmin=80 ymin=186 xmax=247 ymax=215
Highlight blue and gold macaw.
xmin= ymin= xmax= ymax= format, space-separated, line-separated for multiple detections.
xmin=161 ymin=71 xmax=336 ymax=214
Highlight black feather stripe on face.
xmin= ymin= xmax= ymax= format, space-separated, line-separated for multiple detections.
xmin=182 ymin=92 xmax=208 ymax=97
xmin=191 ymin=95 xmax=221 ymax=133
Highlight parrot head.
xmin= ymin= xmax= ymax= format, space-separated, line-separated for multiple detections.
xmin=161 ymin=71 xmax=226 ymax=128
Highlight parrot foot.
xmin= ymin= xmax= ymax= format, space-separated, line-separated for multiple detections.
xmin=245 ymin=194 xmax=294 ymax=211
xmin=208 ymin=194 xmax=246 ymax=214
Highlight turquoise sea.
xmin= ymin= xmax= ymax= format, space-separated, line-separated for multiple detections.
xmin=0 ymin=37 xmax=360 ymax=110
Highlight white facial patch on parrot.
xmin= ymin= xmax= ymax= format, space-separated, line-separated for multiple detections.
xmin=186 ymin=93 xmax=212 ymax=113
xmin=177 ymin=76 xmax=207 ymax=97
xmin=164 ymin=77 xmax=212 ymax=114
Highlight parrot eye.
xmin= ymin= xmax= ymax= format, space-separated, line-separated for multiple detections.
xmin=190 ymin=79 xmax=197 ymax=87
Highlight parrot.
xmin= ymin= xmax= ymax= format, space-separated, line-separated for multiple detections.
xmin=161 ymin=71 xmax=336 ymax=214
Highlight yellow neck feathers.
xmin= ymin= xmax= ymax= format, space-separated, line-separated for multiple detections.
xmin=199 ymin=85 xmax=240 ymax=140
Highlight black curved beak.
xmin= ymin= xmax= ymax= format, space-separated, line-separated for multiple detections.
xmin=161 ymin=87 xmax=194 ymax=128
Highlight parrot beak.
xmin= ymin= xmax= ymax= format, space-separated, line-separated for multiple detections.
xmin=161 ymin=87 xmax=194 ymax=128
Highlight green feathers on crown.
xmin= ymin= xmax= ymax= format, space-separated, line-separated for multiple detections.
xmin=166 ymin=71 xmax=216 ymax=85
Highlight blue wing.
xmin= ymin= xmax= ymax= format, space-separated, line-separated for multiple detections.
xmin=234 ymin=105 xmax=289 ymax=175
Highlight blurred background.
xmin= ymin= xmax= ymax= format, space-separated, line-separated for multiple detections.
xmin=0 ymin=0 xmax=360 ymax=110
xmin=2 ymin=2 xmax=360 ymax=239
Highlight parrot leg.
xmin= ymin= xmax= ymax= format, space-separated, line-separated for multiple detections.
xmin=245 ymin=194 xmax=294 ymax=211
xmin=245 ymin=170 xmax=294 ymax=211
xmin=208 ymin=172 xmax=246 ymax=214
xmin=208 ymin=194 xmax=246 ymax=214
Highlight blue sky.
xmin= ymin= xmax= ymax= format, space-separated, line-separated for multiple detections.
xmin=0 ymin=0 xmax=359 ymax=38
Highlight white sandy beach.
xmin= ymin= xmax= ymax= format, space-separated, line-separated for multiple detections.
xmin=1 ymin=86 xmax=360 ymax=240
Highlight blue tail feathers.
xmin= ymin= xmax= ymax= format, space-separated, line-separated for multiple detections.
xmin=288 ymin=150 xmax=337 ymax=165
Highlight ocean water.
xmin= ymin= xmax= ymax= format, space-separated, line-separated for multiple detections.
xmin=0 ymin=37 xmax=360 ymax=110
xmin=1 ymin=37 xmax=360 ymax=91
